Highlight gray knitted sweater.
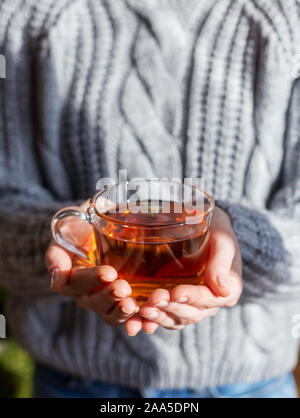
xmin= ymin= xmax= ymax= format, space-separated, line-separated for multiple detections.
xmin=1 ymin=0 xmax=300 ymax=389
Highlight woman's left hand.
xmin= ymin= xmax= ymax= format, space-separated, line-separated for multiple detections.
xmin=126 ymin=207 xmax=243 ymax=335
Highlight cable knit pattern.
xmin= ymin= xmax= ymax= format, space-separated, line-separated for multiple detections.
xmin=0 ymin=0 xmax=300 ymax=388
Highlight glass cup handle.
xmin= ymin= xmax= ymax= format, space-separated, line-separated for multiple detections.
xmin=51 ymin=207 xmax=95 ymax=262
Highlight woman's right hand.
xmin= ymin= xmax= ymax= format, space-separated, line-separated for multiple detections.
xmin=45 ymin=239 xmax=142 ymax=334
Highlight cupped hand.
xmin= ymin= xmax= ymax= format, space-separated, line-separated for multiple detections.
xmin=139 ymin=206 xmax=243 ymax=333
xmin=45 ymin=201 xmax=143 ymax=335
xmin=45 ymin=241 xmax=141 ymax=327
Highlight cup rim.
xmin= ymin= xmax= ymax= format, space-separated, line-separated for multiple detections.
xmin=89 ymin=180 xmax=215 ymax=229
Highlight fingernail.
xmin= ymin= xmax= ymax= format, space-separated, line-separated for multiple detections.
xmin=176 ymin=297 xmax=188 ymax=303
xmin=50 ymin=268 xmax=60 ymax=289
xmin=113 ymin=289 xmax=128 ymax=299
xmin=97 ymin=271 xmax=117 ymax=283
xmin=218 ymin=276 xmax=229 ymax=290
xmin=144 ymin=310 xmax=158 ymax=319
xmin=121 ymin=305 xmax=134 ymax=315
xmin=153 ymin=300 xmax=168 ymax=308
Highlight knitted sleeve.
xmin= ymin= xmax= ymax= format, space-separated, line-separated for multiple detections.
xmin=0 ymin=2 xmax=83 ymax=298
xmin=217 ymin=77 xmax=300 ymax=302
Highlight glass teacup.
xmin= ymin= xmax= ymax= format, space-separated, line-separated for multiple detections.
xmin=51 ymin=180 xmax=214 ymax=302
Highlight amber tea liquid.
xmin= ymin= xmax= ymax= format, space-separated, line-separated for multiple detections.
xmin=94 ymin=202 xmax=210 ymax=302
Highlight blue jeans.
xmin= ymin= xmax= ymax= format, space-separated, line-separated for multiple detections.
xmin=34 ymin=363 xmax=297 ymax=398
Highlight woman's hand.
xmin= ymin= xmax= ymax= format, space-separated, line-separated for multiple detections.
xmin=45 ymin=201 xmax=141 ymax=332
xmin=139 ymin=207 xmax=243 ymax=333
xmin=45 ymin=241 xmax=141 ymax=327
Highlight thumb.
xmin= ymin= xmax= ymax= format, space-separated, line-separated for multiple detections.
xmin=45 ymin=240 xmax=73 ymax=291
xmin=204 ymin=233 xmax=236 ymax=297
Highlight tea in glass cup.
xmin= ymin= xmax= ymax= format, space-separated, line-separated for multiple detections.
xmin=51 ymin=180 xmax=214 ymax=302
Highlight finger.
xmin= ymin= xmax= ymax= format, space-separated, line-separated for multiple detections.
xmin=45 ymin=241 xmax=73 ymax=290
xmin=170 ymin=284 xmax=221 ymax=309
xmin=139 ymin=304 xmax=182 ymax=330
xmin=141 ymin=319 xmax=159 ymax=334
xmin=141 ymin=302 xmax=220 ymax=327
xmin=99 ymin=278 xmax=133 ymax=311
xmin=75 ymin=290 xmax=113 ymax=316
xmin=75 ymin=279 xmax=132 ymax=314
xmin=54 ymin=265 xmax=118 ymax=296
xmin=125 ymin=314 xmax=143 ymax=336
xmin=102 ymin=297 xmax=139 ymax=326
xmin=76 ymin=290 xmax=139 ymax=319
xmin=145 ymin=300 xmax=205 ymax=324
xmin=155 ymin=300 xmax=218 ymax=323
xmin=102 ymin=277 xmax=132 ymax=297
xmin=204 ymin=232 xmax=236 ymax=297
xmin=147 ymin=288 xmax=170 ymax=308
